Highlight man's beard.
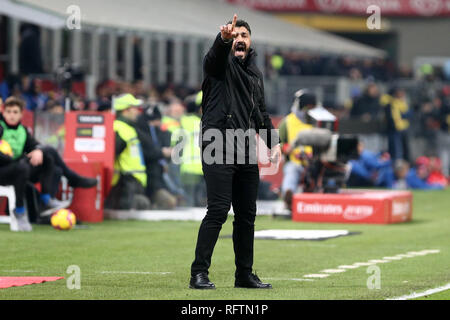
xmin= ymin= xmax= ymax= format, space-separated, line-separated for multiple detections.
xmin=233 ymin=42 xmax=248 ymax=60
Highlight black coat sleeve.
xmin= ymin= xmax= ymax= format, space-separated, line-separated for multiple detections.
xmin=204 ymin=33 xmax=233 ymax=77
xmin=115 ymin=132 xmax=127 ymax=158
xmin=135 ymin=127 xmax=164 ymax=162
xmin=255 ymin=77 xmax=280 ymax=149
xmin=22 ymin=128 xmax=41 ymax=154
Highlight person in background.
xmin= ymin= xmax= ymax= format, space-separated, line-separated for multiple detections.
xmin=161 ymin=98 xmax=184 ymax=142
xmin=161 ymin=98 xmax=186 ymax=201
xmin=390 ymin=159 xmax=410 ymax=190
xmin=104 ymin=93 xmax=151 ymax=210
xmin=137 ymin=105 xmax=177 ymax=210
xmin=350 ymin=82 xmax=382 ymax=122
xmin=380 ymin=87 xmax=412 ymax=163
xmin=426 ymin=157 xmax=447 ymax=188
xmin=0 ymin=122 xmax=31 ymax=231
xmin=42 ymin=145 xmax=98 ymax=202
xmin=405 ymin=156 xmax=444 ymax=190
xmin=278 ymin=90 xmax=315 ymax=210
xmin=0 ymin=97 xmax=67 ymax=231
xmin=178 ymin=92 xmax=206 ymax=207
xmin=19 ymin=24 xmax=43 ymax=75
xmin=347 ymin=141 xmax=393 ymax=188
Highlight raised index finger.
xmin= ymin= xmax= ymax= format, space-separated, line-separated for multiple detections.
xmin=231 ymin=14 xmax=237 ymax=29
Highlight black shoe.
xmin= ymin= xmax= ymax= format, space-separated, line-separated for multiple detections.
xmin=189 ymin=273 xmax=216 ymax=289
xmin=69 ymin=176 xmax=97 ymax=189
xmin=235 ymin=273 xmax=272 ymax=289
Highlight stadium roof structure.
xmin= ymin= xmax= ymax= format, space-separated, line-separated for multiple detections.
xmin=15 ymin=0 xmax=385 ymax=58
xmin=0 ymin=0 xmax=65 ymax=29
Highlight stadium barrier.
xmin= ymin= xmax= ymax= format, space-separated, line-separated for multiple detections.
xmin=60 ymin=161 xmax=104 ymax=223
xmin=62 ymin=111 xmax=115 ymax=222
xmin=292 ymin=189 xmax=413 ymax=224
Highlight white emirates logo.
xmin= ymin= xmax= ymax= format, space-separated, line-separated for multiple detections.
xmin=343 ymin=205 xmax=374 ymax=220
xmin=297 ymin=202 xmax=374 ymax=220
xmin=296 ymin=202 xmax=343 ymax=215
xmin=392 ymin=201 xmax=410 ymax=216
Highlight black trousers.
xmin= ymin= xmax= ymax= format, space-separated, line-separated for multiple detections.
xmin=40 ymin=146 xmax=81 ymax=197
xmin=0 ymin=159 xmax=29 ymax=208
xmin=28 ymin=151 xmax=54 ymax=195
xmin=0 ymin=151 xmax=54 ymax=208
xmin=191 ymin=161 xmax=260 ymax=279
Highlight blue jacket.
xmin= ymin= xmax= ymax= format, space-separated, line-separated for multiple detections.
xmin=406 ymin=168 xmax=444 ymax=190
xmin=350 ymin=150 xmax=393 ymax=187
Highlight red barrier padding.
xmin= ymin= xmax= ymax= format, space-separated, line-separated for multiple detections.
xmin=63 ymin=111 xmax=115 ymax=197
xmin=0 ymin=197 xmax=7 ymax=215
xmin=61 ymin=160 xmax=104 ymax=223
xmin=292 ymin=189 xmax=413 ymax=224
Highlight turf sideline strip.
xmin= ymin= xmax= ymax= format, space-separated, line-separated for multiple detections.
xmin=386 ymin=283 xmax=450 ymax=300
xmin=306 ymin=249 xmax=441 ymax=280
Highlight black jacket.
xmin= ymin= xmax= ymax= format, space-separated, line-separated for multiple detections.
xmin=350 ymin=93 xmax=381 ymax=120
xmin=0 ymin=114 xmax=40 ymax=166
xmin=200 ymin=33 xmax=279 ymax=149
xmin=114 ymin=116 xmax=164 ymax=162
xmin=135 ymin=115 xmax=172 ymax=195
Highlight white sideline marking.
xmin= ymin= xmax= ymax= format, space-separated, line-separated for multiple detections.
xmin=407 ymin=251 xmax=428 ymax=256
xmin=382 ymin=256 xmax=403 ymax=260
xmin=352 ymin=262 xmax=376 ymax=267
xmin=421 ymin=249 xmax=440 ymax=254
xmin=305 ymin=249 xmax=441 ymax=280
xmin=387 ymin=283 xmax=450 ymax=300
xmin=303 ymin=274 xmax=330 ymax=278
xmin=368 ymin=259 xmax=390 ymax=264
xmin=321 ymin=269 xmax=347 ymax=273
xmin=395 ymin=253 xmax=417 ymax=258
xmin=338 ymin=265 xmax=359 ymax=269
xmin=99 ymin=271 xmax=172 ymax=275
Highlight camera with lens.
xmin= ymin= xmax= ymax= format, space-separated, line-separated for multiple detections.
xmin=291 ymin=90 xmax=359 ymax=193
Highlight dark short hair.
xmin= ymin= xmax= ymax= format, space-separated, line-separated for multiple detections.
xmin=4 ymin=96 xmax=25 ymax=111
xmin=300 ymin=93 xmax=317 ymax=109
xmin=227 ymin=19 xmax=251 ymax=35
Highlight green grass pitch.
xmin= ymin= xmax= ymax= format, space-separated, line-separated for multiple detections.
xmin=1 ymin=189 xmax=449 ymax=300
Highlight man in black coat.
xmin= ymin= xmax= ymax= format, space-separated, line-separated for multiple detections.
xmin=350 ymin=83 xmax=382 ymax=121
xmin=189 ymin=14 xmax=281 ymax=290
xmin=137 ymin=106 xmax=177 ymax=209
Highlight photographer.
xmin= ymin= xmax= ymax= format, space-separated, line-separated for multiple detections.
xmin=279 ymin=90 xmax=316 ymax=209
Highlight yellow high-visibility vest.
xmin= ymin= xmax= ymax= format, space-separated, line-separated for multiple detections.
xmin=162 ymin=116 xmax=181 ymax=146
xmin=179 ymin=114 xmax=203 ymax=176
xmin=286 ymin=112 xmax=313 ymax=165
xmin=380 ymin=94 xmax=410 ymax=131
xmin=112 ymin=120 xmax=147 ymax=187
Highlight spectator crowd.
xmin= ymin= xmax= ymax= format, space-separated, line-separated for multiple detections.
xmin=0 ymin=44 xmax=449 ymax=223
xmin=345 ymin=73 xmax=450 ymax=189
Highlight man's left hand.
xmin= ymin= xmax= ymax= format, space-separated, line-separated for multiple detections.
xmin=27 ymin=149 xmax=43 ymax=166
xmin=269 ymin=144 xmax=282 ymax=166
